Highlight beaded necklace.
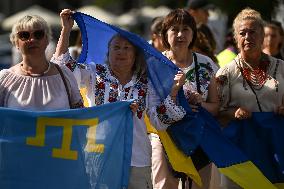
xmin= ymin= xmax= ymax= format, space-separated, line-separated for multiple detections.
xmin=20 ymin=61 xmax=51 ymax=77
xmin=239 ymin=55 xmax=270 ymax=90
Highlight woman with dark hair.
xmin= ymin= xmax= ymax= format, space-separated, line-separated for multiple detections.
xmin=150 ymin=8 xmax=219 ymax=189
xmin=160 ymin=8 xmax=219 ymax=129
xmin=149 ymin=16 xmax=165 ymax=52
xmin=262 ymin=20 xmax=284 ymax=60
xmin=52 ymin=9 xmax=188 ymax=189
xmin=193 ymin=23 xmax=218 ymax=65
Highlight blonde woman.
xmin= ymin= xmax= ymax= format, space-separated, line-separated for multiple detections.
xmin=216 ymin=8 xmax=284 ymax=188
xmin=0 ymin=15 xmax=83 ymax=110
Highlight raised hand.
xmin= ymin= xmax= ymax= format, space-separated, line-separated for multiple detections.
xmin=60 ymin=9 xmax=74 ymax=31
xmin=170 ymin=71 xmax=186 ymax=98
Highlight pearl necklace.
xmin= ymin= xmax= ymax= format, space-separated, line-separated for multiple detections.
xmin=20 ymin=61 xmax=51 ymax=77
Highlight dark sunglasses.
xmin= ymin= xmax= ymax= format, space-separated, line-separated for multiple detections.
xmin=17 ymin=30 xmax=45 ymax=41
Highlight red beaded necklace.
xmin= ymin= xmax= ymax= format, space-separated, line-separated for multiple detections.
xmin=240 ymin=55 xmax=270 ymax=89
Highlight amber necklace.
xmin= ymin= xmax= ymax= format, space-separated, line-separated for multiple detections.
xmin=20 ymin=61 xmax=51 ymax=77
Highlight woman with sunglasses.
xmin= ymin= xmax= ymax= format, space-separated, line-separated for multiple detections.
xmin=0 ymin=15 xmax=83 ymax=110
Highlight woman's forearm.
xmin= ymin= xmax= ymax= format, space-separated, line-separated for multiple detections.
xmin=54 ymin=27 xmax=71 ymax=58
xmin=201 ymin=101 xmax=219 ymax=116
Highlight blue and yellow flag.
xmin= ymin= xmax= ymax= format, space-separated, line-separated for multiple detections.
xmin=72 ymin=12 xmax=279 ymax=188
xmin=224 ymin=112 xmax=284 ymax=188
xmin=0 ymin=101 xmax=133 ymax=189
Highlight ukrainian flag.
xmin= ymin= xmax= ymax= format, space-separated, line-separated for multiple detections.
xmin=223 ymin=112 xmax=284 ymax=188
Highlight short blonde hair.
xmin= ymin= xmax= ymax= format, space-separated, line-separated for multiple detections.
xmin=10 ymin=15 xmax=52 ymax=46
xmin=233 ymin=7 xmax=264 ymax=42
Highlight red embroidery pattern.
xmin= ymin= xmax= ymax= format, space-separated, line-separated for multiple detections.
xmin=65 ymin=60 xmax=77 ymax=72
xmin=134 ymin=75 xmax=148 ymax=119
xmin=156 ymin=99 xmax=177 ymax=124
xmin=95 ymin=64 xmax=148 ymax=119
xmin=124 ymin=87 xmax=131 ymax=99
xmin=157 ymin=104 xmax=166 ymax=114
xmin=95 ymin=64 xmax=109 ymax=105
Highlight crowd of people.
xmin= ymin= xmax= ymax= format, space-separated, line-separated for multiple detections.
xmin=0 ymin=0 xmax=284 ymax=188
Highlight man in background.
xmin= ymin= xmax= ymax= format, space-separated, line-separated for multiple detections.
xmin=186 ymin=0 xmax=214 ymax=25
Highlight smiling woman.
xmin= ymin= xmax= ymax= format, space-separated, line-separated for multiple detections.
xmin=51 ymin=9 xmax=188 ymax=189
xmin=106 ymin=34 xmax=146 ymax=85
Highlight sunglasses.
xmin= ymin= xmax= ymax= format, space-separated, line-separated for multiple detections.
xmin=17 ymin=30 xmax=45 ymax=41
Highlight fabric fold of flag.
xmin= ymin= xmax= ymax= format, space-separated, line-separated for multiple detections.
xmin=72 ymin=12 xmax=278 ymax=189
xmin=223 ymin=112 xmax=284 ymax=187
xmin=144 ymin=115 xmax=202 ymax=186
xmin=0 ymin=101 xmax=133 ymax=189
xmin=197 ymin=108 xmax=278 ymax=189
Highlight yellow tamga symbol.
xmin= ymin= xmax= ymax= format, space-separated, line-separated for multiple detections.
xmin=26 ymin=117 xmax=104 ymax=160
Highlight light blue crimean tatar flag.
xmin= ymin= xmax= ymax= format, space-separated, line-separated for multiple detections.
xmin=0 ymin=101 xmax=133 ymax=189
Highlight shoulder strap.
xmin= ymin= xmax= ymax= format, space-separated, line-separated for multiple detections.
xmin=273 ymin=59 xmax=280 ymax=92
xmin=192 ymin=52 xmax=201 ymax=94
xmin=234 ymin=59 xmax=263 ymax=112
xmin=54 ymin=64 xmax=72 ymax=108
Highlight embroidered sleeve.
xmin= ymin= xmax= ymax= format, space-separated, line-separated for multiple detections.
xmin=216 ymin=66 xmax=230 ymax=111
xmin=147 ymin=82 xmax=186 ymax=130
xmin=51 ymin=51 xmax=93 ymax=88
xmin=51 ymin=51 xmax=75 ymax=69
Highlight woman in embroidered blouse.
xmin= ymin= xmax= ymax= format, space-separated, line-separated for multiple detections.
xmin=150 ymin=9 xmax=219 ymax=189
xmin=216 ymin=8 xmax=284 ymax=188
xmin=52 ymin=9 xmax=187 ymax=189
xmin=0 ymin=15 xmax=83 ymax=110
